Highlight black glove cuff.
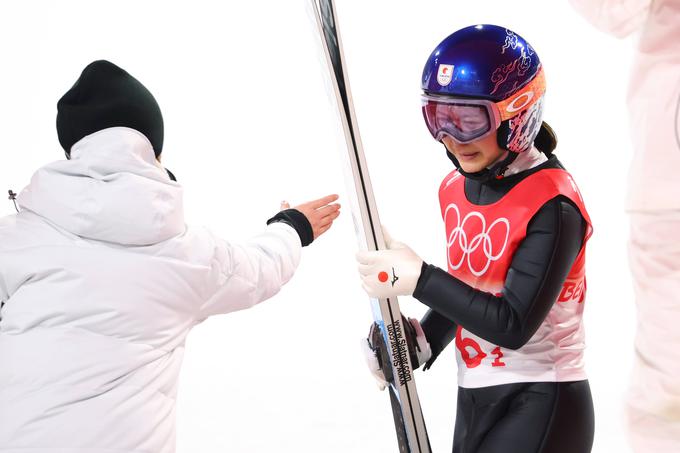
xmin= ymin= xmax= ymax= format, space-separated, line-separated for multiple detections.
xmin=413 ymin=261 xmax=432 ymax=300
xmin=266 ymin=208 xmax=314 ymax=247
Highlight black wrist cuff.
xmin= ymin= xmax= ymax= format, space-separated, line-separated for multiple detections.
xmin=266 ymin=208 xmax=314 ymax=247
xmin=413 ymin=261 xmax=433 ymax=300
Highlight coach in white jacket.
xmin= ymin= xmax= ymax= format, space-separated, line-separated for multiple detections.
xmin=0 ymin=60 xmax=340 ymax=453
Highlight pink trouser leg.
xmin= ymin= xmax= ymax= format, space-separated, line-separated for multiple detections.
xmin=626 ymin=211 xmax=680 ymax=452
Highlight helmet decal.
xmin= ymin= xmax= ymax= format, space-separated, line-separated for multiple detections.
xmin=437 ymin=64 xmax=455 ymax=86
xmin=492 ymin=30 xmax=536 ymax=96
xmin=490 ymin=60 xmax=520 ymax=97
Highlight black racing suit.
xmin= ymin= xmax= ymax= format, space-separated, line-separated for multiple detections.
xmin=414 ymin=154 xmax=595 ymax=453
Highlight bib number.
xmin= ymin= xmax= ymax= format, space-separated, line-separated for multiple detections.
xmin=456 ymin=327 xmax=506 ymax=368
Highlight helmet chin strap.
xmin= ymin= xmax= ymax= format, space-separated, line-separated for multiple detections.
xmin=444 ymin=145 xmax=519 ymax=182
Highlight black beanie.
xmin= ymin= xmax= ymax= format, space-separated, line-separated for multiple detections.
xmin=57 ymin=60 xmax=164 ymax=157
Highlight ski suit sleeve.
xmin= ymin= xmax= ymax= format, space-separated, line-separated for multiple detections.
xmin=413 ymin=196 xmax=587 ymax=351
xmin=198 ymin=222 xmax=302 ymax=319
xmin=569 ymin=0 xmax=651 ymax=38
xmin=420 ymin=308 xmax=457 ymax=370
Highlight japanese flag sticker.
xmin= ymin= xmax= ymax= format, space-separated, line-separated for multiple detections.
xmin=378 ymin=268 xmax=399 ymax=287
xmin=437 ymin=64 xmax=455 ymax=86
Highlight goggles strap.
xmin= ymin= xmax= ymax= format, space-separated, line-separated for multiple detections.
xmin=496 ymin=68 xmax=546 ymax=121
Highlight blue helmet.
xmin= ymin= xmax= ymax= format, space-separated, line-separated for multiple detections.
xmin=421 ymin=24 xmax=546 ymax=154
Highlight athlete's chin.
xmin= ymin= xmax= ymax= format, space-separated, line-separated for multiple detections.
xmin=460 ymin=165 xmax=484 ymax=173
xmin=457 ymin=158 xmax=486 ymax=173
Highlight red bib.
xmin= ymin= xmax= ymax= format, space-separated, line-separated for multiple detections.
xmin=439 ymin=168 xmax=593 ymax=388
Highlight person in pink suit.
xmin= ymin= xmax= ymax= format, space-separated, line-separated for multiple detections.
xmin=569 ymin=1 xmax=680 ymax=451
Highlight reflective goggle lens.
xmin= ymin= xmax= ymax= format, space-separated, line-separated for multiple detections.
xmin=422 ymin=99 xmax=493 ymax=144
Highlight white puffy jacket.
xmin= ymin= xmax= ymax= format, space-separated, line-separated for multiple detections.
xmin=569 ymin=0 xmax=680 ymax=211
xmin=0 ymin=127 xmax=302 ymax=453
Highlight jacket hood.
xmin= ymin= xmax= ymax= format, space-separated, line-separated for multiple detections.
xmin=18 ymin=127 xmax=185 ymax=245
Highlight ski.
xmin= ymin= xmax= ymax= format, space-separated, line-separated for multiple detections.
xmin=307 ymin=1 xmax=432 ymax=452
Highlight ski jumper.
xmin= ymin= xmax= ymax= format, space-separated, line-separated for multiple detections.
xmin=415 ymin=155 xmax=595 ymax=453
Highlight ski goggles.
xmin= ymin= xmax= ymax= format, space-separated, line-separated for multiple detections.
xmin=421 ymin=68 xmax=546 ymax=144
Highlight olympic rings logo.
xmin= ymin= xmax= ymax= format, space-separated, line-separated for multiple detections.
xmin=444 ymin=203 xmax=510 ymax=277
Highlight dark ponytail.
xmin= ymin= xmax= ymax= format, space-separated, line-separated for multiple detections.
xmin=534 ymin=121 xmax=557 ymax=156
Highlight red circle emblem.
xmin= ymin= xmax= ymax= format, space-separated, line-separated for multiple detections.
xmin=378 ymin=271 xmax=389 ymax=283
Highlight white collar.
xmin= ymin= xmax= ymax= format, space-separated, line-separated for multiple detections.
xmin=504 ymin=147 xmax=548 ymax=176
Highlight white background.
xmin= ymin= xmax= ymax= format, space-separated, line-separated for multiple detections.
xmin=0 ymin=1 xmax=637 ymax=452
